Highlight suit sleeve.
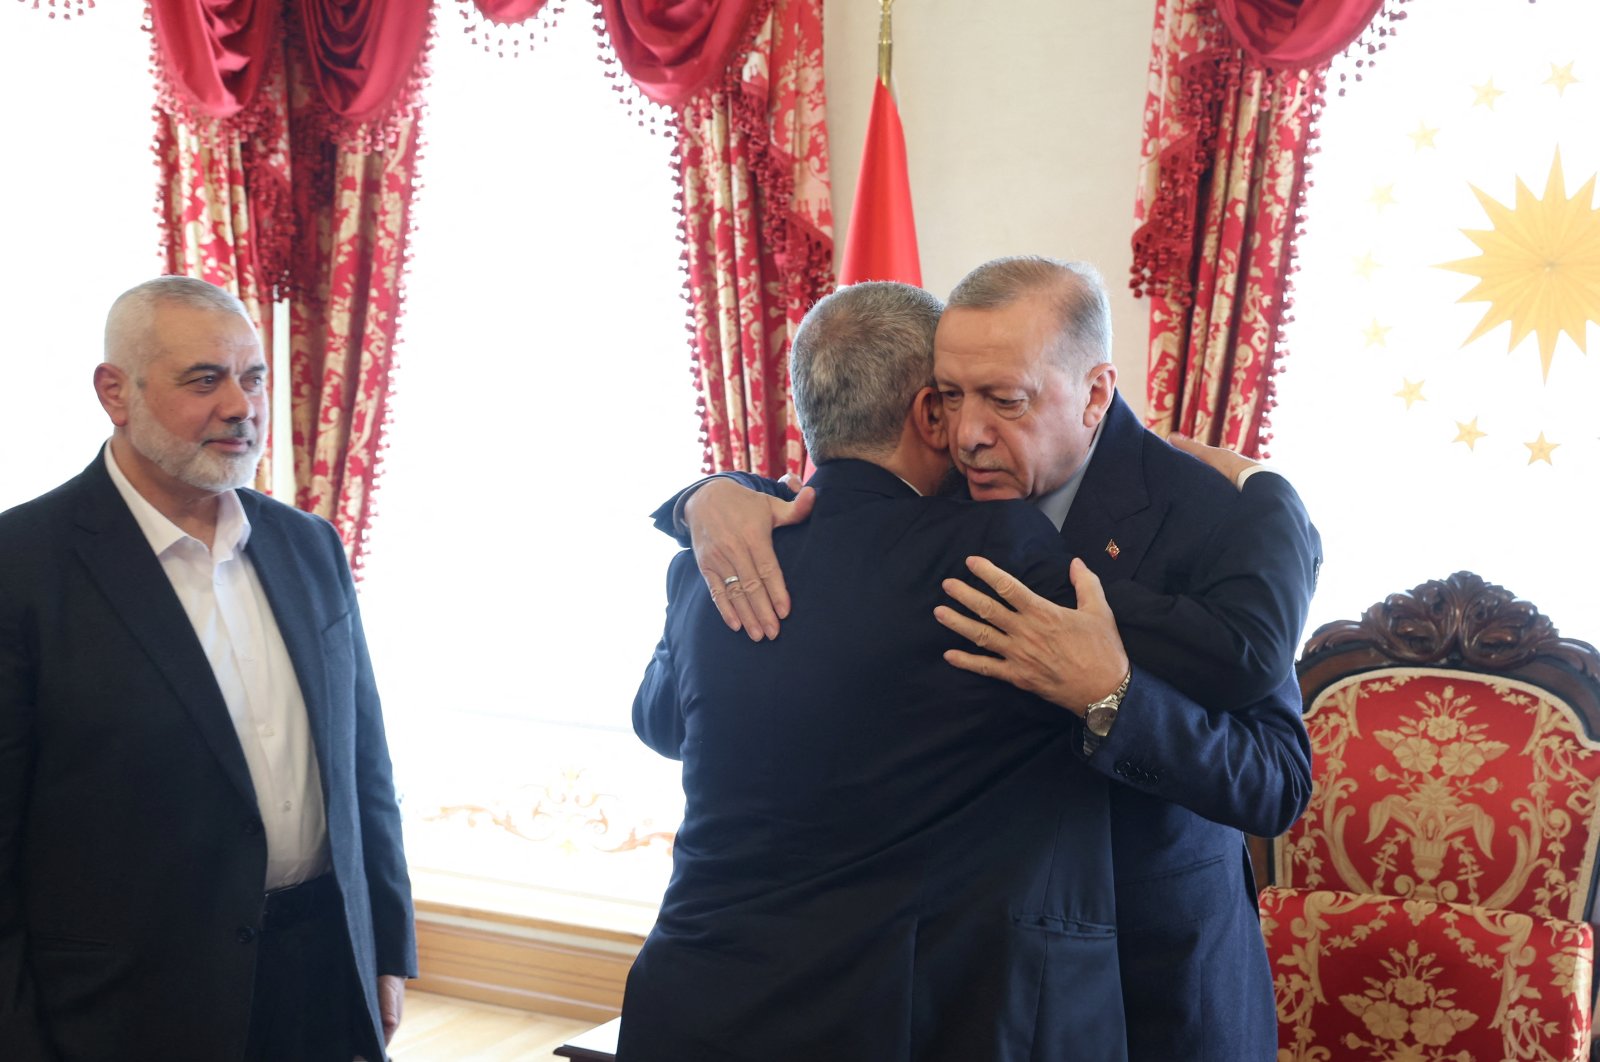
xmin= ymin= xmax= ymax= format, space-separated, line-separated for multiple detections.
xmin=649 ymin=473 xmax=794 ymax=547
xmin=329 ymin=524 xmax=418 ymax=980
xmin=1103 ymin=472 xmax=1322 ymax=706
xmin=1082 ymin=666 xmax=1313 ymax=838
xmin=0 ymin=555 xmax=59 ymax=1058
xmin=632 ymin=553 xmax=694 ymax=759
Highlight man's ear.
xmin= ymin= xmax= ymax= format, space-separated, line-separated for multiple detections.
xmin=1083 ymin=363 xmax=1118 ymax=427
xmin=912 ymin=385 xmax=947 ymax=451
xmin=94 ymin=363 xmax=133 ymax=427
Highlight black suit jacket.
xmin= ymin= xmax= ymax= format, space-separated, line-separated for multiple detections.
xmin=0 ymin=453 xmax=416 ymax=1062
xmin=622 ymin=460 xmax=1130 ymax=1062
xmin=654 ymin=393 xmax=1319 ymax=1060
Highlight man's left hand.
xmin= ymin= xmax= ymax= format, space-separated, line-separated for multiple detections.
xmin=935 ymin=557 xmax=1130 ymax=714
xmin=378 ymin=975 xmax=405 ymax=1045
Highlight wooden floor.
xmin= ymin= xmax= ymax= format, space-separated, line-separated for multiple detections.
xmin=388 ymin=992 xmax=599 ymax=1061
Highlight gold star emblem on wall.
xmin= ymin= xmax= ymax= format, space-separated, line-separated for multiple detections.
xmin=1353 ymin=253 xmax=1380 ymax=279
xmin=1438 ymin=152 xmax=1600 ymax=380
xmin=1394 ymin=378 xmax=1426 ymax=409
xmin=1363 ymin=319 xmax=1392 ymax=347
xmin=1408 ymin=121 xmax=1439 ymax=150
xmin=1546 ymin=62 xmax=1579 ymax=95
xmin=1453 ymin=417 xmax=1487 ymax=450
xmin=1370 ymin=185 xmax=1398 ymax=210
xmin=1472 ymin=78 xmax=1505 ymax=109
xmin=1524 ymin=432 xmax=1559 ymax=464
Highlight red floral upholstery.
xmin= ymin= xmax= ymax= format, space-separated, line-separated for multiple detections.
xmin=1261 ymin=887 xmax=1593 ymax=1062
xmin=1278 ymin=669 xmax=1600 ymax=920
xmin=1281 ymin=574 xmax=1600 ymax=925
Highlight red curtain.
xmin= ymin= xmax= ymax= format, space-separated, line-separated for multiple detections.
xmin=605 ymin=0 xmax=833 ymax=475
xmin=1132 ymin=0 xmax=1388 ymax=457
xmin=149 ymin=0 xmax=430 ymax=572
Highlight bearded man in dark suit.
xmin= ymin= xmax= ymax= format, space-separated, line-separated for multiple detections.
xmin=0 ymin=277 xmax=415 ymax=1061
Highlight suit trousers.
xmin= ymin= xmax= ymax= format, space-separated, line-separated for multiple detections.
xmin=244 ymin=876 xmax=378 ymax=1062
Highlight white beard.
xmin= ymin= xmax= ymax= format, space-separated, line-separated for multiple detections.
xmin=125 ymin=391 xmax=263 ymax=493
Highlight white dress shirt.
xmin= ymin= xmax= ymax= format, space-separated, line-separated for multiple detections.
xmin=105 ymin=443 xmax=330 ymax=890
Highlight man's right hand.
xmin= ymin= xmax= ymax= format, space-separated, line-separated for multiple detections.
xmin=685 ymin=476 xmax=814 ymax=641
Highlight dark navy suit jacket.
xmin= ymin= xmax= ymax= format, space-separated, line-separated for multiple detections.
xmin=651 ymin=393 xmax=1319 ymax=1060
xmin=0 ymin=453 xmax=415 ymax=1062
xmin=623 ymin=460 xmax=1131 ymax=1061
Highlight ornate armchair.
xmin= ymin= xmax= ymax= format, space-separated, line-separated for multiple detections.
xmin=1263 ymin=572 xmax=1600 ymax=1059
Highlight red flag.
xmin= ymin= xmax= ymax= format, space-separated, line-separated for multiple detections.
xmin=838 ymin=80 xmax=920 ymax=286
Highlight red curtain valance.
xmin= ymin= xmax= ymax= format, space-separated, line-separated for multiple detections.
xmin=150 ymin=0 xmax=282 ymax=119
xmin=597 ymin=0 xmax=761 ymax=109
xmin=470 ymin=0 xmax=553 ymax=23
xmin=149 ymin=0 xmax=431 ymax=133
xmin=1215 ymin=0 xmax=1387 ymax=70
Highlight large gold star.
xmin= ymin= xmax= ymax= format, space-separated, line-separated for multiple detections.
xmin=1453 ymin=417 xmax=1487 ymax=450
xmin=1370 ymin=184 xmax=1398 ymax=210
xmin=1472 ymin=78 xmax=1505 ymax=109
xmin=1353 ymin=252 xmax=1380 ymax=280
xmin=1546 ymin=62 xmax=1579 ymax=96
xmin=1524 ymin=432 xmax=1559 ymax=465
xmin=1394 ymin=378 xmax=1426 ymax=409
xmin=1363 ymin=319 xmax=1392 ymax=347
xmin=1409 ymin=121 xmax=1440 ymax=150
xmin=1437 ymin=152 xmax=1600 ymax=381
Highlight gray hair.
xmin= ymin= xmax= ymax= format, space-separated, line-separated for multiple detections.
xmin=104 ymin=276 xmax=252 ymax=382
xmin=790 ymin=281 xmax=945 ymax=462
xmin=946 ymin=255 xmax=1112 ymax=371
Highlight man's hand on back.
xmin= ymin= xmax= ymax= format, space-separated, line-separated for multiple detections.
xmin=935 ymin=557 xmax=1130 ymax=714
xmin=686 ymin=476 xmax=815 ymax=641
xmin=1168 ymin=432 xmax=1258 ymax=487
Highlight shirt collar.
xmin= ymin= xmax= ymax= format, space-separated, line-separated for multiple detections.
xmin=1033 ymin=421 xmax=1105 ymax=531
xmin=103 ymin=440 xmax=251 ymax=560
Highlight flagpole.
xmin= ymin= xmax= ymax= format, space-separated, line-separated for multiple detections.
xmin=877 ymin=0 xmax=894 ymax=87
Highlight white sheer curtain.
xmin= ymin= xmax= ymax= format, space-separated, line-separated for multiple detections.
xmin=356 ymin=12 xmax=701 ymax=924
xmin=0 ymin=5 xmax=162 ymax=508
xmin=1272 ymin=0 xmax=1599 ymax=643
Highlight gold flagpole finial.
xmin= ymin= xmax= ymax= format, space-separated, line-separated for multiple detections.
xmin=877 ymin=0 xmax=895 ymax=87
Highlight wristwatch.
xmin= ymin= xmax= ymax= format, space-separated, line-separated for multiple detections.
xmin=1081 ymin=670 xmax=1131 ymax=754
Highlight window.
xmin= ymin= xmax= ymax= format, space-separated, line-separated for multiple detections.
xmin=355 ymin=13 xmax=702 ymax=926
xmin=1272 ymin=0 xmax=1598 ymax=641
xmin=0 ymin=4 xmax=162 ymax=504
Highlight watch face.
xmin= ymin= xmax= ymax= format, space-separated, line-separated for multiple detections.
xmin=1087 ymin=702 xmax=1117 ymax=738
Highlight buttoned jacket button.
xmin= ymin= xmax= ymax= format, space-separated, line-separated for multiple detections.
xmin=242 ymin=818 xmax=263 ymax=836
xmin=236 ymin=926 xmax=257 ymax=944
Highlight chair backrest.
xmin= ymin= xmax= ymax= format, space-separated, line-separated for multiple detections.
xmin=1260 ymin=885 xmax=1593 ymax=1062
xmin=1280 ymin=572 xmax=1600 ymax=922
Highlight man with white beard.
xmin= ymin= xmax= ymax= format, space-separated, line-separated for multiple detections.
xmin=0 ymin=277 xmax=414 ymax=1062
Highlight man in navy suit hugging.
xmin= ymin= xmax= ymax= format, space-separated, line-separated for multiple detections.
xmin=656 ymin=258 xmax=1320 ymax=1060
xmin=623 ymin=281 xmax=1139 ymax=1060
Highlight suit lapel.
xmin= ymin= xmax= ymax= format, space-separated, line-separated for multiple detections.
xmin=239 ymin=496 xmax=332 ymax=765
xmin=70 ymin=458 xmax=257 ymax=807
xmin=1062 ymin=394 xmax=1163 ymax=584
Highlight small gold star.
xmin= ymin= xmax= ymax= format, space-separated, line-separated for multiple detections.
xmin=1394 ymin=378 xmax=1426 ymax=409
xmin=1363 ymin=319 xmax=1392 ymax=347
xmin=1353 ymin=252 xmax=1380 ymax=279
xmin=1453 ymin=417 xmax=1487 ymax=450
xmin=1546 ymin=62 xmax=1579 ymax=95
xmin=1472 ymin=78 xmax=1505 ymax=109
xmin=1525 ymin=432 xmax=1559 ymax=465
xmin=1370 ymin=185 xmax=1398 ymax=210
xmin=1408 ymin=121 xmax=1440 ymax=150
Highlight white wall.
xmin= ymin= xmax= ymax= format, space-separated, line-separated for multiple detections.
xmin=823 ymin=0 xmax=1156 ymax=410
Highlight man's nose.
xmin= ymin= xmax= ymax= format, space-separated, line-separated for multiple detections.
xmin=955 ymin=408 xmax=993 ymax=453
xmin=217 ymin=377 xmax=254 ymax=422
